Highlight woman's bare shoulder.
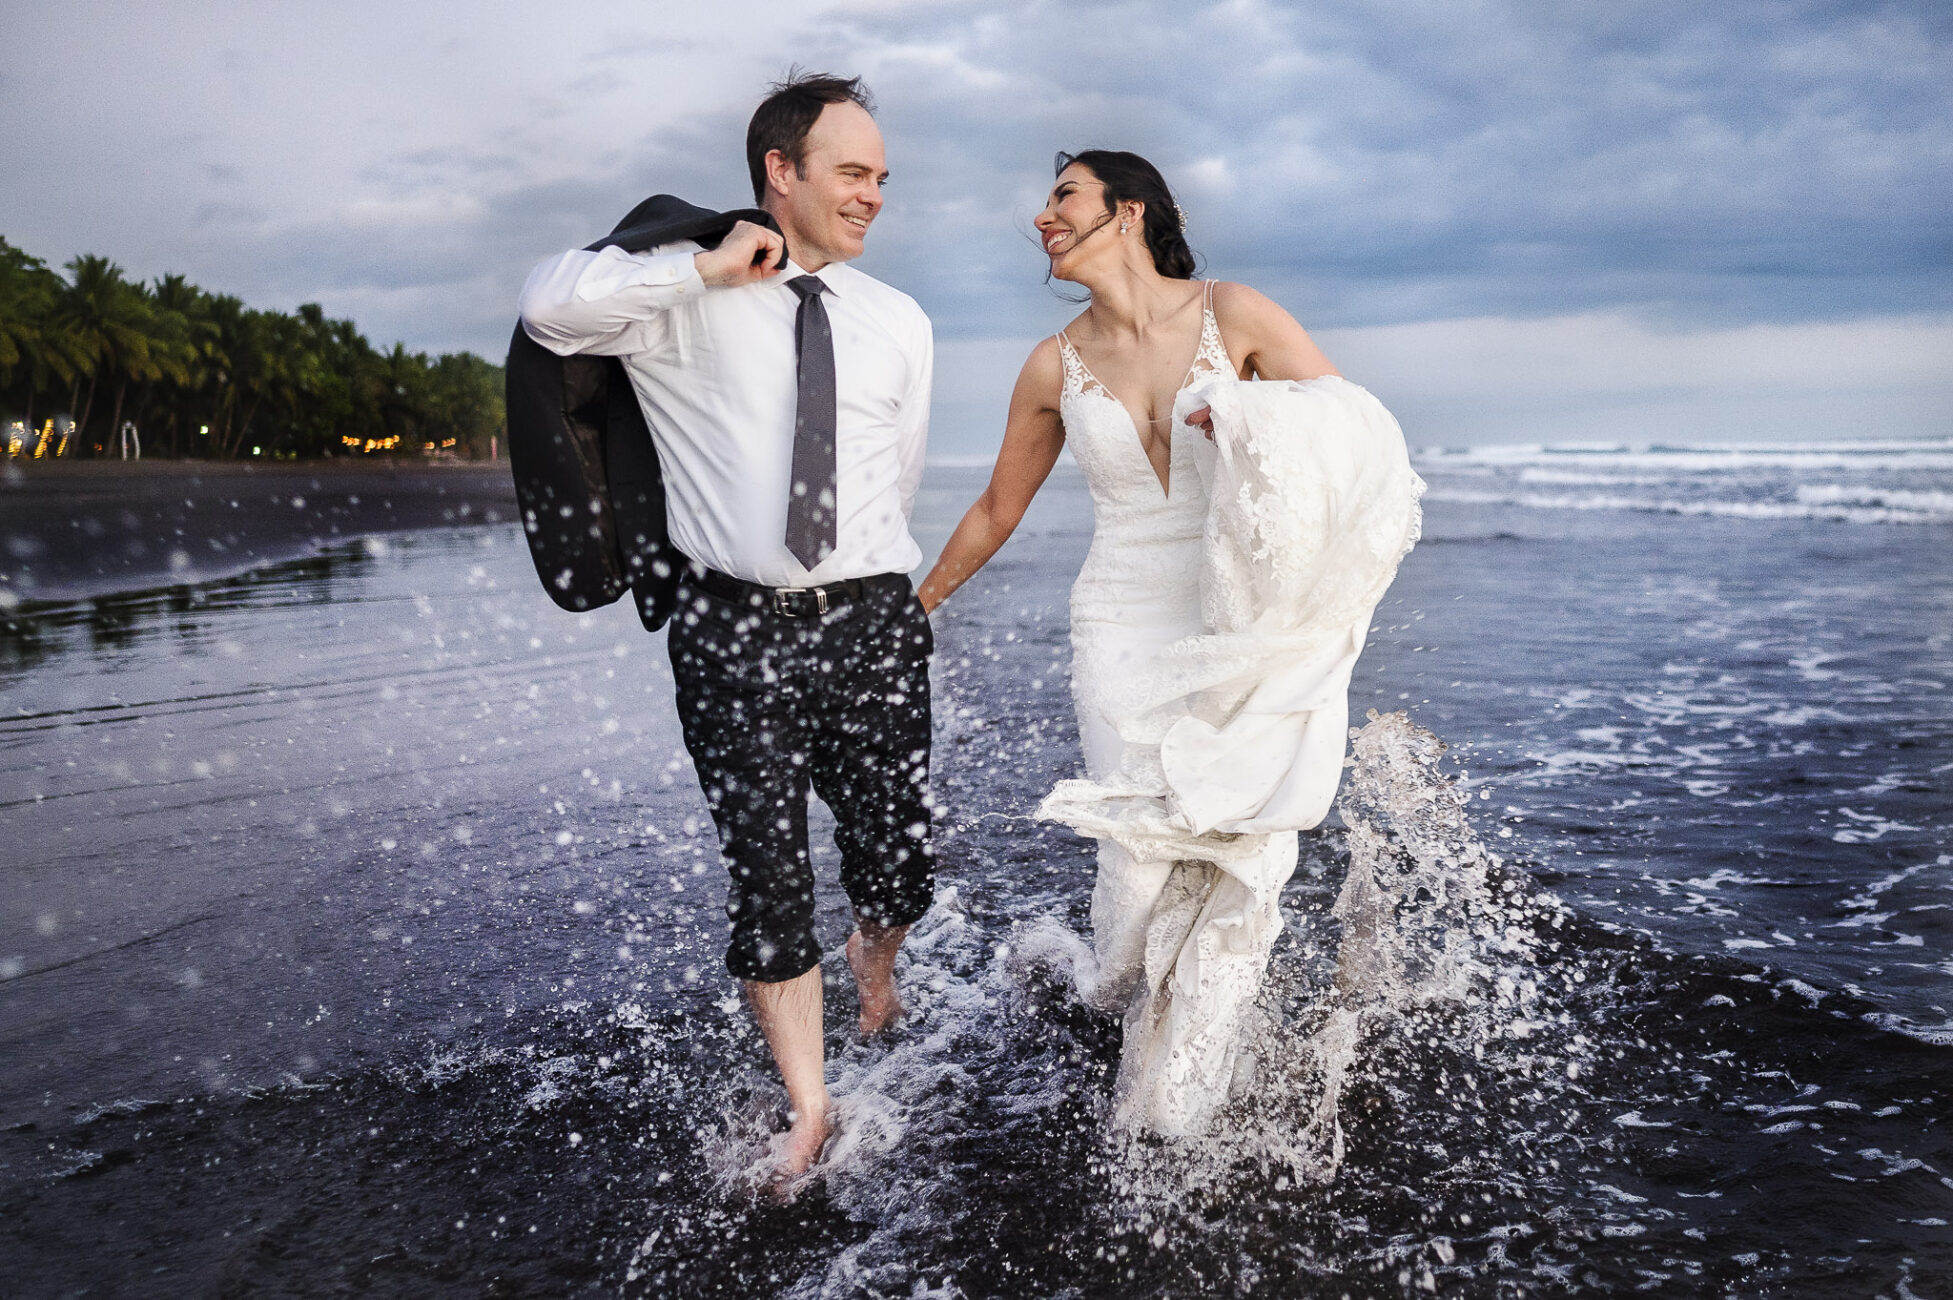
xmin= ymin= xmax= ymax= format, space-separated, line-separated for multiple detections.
xmin=1021 ymin=333 xmax=1066 ymax=374
xmin=1013 ymin=334 xmax=1068 ymax=409
xmin=1210 ymin=280 xmax=1302 ymax=330
xmin=1210 ymin=280 xmax=1338 ymax=379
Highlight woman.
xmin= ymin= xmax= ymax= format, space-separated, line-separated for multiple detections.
xmin=919 ymin=151 xmax=1420 ymax=1134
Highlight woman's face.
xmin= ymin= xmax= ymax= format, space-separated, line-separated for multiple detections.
xmin=1035 ymin=163 xmax=1123 ymax=278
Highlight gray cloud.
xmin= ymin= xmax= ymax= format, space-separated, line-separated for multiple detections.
xmin=2 ymin=0 xmax=1947 ymax=434
xmin=818 ymin=0 xmax=1953 ymax=334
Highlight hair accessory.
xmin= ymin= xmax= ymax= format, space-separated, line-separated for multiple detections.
xmin=1173 ymin=202 xmax=1187 ymax=229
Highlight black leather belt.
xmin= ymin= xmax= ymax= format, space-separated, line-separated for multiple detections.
xmin=686 ymin=564 xmax=880 ymax=618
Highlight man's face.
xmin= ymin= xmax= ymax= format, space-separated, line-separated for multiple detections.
xmin=767 ymin=101 xmax=886 ymax=270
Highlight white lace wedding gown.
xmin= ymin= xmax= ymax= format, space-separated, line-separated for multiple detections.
xmin=1043 ymin=283 xmax=1424 ymax=1136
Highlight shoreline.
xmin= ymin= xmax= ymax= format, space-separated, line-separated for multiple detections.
xmin=1 ymin=459 xmax=519 ymax=606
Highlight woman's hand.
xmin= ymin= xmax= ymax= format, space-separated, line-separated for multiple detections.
xmin=1179 ymin=284 xmax=1339 ymax=443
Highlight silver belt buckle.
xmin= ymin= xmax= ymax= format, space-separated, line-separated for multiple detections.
xmin=772 ymin=585 xmax=828 ymax=617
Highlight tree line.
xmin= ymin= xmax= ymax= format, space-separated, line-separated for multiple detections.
xmin=0 ymin=236 xmax=505 ymax=460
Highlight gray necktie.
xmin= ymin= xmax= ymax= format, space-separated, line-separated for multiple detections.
xmin=785 ymin=275 xmax=837 ymax=569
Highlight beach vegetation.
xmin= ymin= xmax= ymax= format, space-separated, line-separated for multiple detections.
xmin=0 ymin=235 xmax=505 ymax=460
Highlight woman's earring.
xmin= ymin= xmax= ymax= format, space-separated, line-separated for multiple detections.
xmin=1120 ymin=221 xmax=1130 ymax=234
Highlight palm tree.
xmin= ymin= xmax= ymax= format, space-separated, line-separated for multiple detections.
xmin=4 ymin=235 xmax=508 ymax=461
xmin=202 ymin=293 xmax=250 ymax=455
xmin=97 ymin=284 xmax=189 ymax=456
xmin=0 ymin=239 xmax=87 ymax=433
xmin=144 ymin=274 xmax=217 ymax=455
xmin=426 ymin=350 xmax=506 ymax=458
xmin=56 ymin=255 xmax=155 ymax=453
xmin=0 ymin=240 xmax=39 ymax=380
xmin=220 ymin=308 xmax=327 ymax=458
xmin=379 ymin=341 xmax=432 ymax=450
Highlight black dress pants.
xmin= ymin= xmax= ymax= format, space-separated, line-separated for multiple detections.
xmin=667 ymin=571 xmax=935 ymax=983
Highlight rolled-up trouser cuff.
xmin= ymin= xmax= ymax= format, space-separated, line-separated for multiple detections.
xmin=667 ymin=571 xmax=935 ymax=986
xmin=726 ymin=932 xmax=824 ymax=984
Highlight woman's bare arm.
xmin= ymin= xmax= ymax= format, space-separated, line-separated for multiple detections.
xmin=1217 ymin=280 xmax=1339 ymax=381
xmin=916 ymin=340 xmax=1067 ymax=614
xmin=1184 ymin=281 xmax=1340 ymax=434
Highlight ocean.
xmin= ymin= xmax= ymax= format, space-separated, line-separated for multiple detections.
xmin=2 ymin=438 xmax=1949 ymax=1297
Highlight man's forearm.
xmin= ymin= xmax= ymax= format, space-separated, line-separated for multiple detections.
xmin=517 ymin=246 xmax=703 ymax=357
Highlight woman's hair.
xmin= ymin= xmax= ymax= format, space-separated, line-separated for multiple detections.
xmin=1055 ymin=149 xmax=1198 ymax=279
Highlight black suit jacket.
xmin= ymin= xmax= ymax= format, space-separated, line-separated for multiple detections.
xmin=505 ymin=196 xmax=782 ymax=631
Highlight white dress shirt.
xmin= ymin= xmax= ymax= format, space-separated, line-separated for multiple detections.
xmin=518 ymin=243 xmax=932 ymax=587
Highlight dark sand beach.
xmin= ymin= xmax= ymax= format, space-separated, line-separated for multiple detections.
xmin=2 ymin=447 xmax=1950 ymax=1297
xmin=1 ymin=459 xmax=518 ymax=605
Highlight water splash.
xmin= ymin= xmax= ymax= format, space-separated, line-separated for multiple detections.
xmin=610 ymin=710 xmax=1949 ymax=1295
xmin=743 ymin=712 xmax=1594 ymax=1295
xmin=1094 ymin=711 xmax=1582 ymax=1216
xmin=1304 ymin=710 xmax=1570 ymax=1176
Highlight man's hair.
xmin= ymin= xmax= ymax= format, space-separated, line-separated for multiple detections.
xmin=746 ymin=71 xmax=876 ymax=204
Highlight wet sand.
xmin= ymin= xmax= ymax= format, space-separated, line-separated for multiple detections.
xmin=0 ymin=459 xmax=518 ymax=604
xmin=2 ymin=459 xmax=1950 ymax=1296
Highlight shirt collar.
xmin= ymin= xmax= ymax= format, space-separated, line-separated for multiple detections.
xmin=781 ymin=259 xmax=845 ymax=296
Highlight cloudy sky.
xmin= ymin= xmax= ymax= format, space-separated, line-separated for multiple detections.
xmin=5 ymin=0 xmax=1949 ymax=453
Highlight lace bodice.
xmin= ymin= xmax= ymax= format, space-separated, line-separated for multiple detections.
xmin=1058 ymin=282 xmax=1229 ymax=646
xmin=1058 ymin=281 xmax=1232 ymax=412
xmin=1057 ymin=280 xmax=1230 ymax=507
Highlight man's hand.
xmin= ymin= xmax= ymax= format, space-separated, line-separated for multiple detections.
xmin=694 ymin=221 xmax=787 ymax=288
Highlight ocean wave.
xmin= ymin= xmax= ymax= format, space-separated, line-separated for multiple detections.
xmin=1859 ymin=1012 xmax=1953 ymax=1047
xmin=1479 ymin=471 xmax=1953 ymax=505
xmin=924 ymin=454 xmax=1008 ymax=469
xmin=1423 ymin=487 xmax=1953 ymax=525
xmin=1795 ymin=484 xmax=1953 ymax=512
xmin=1416 ymin=439 xmax=1953 ymax=475
xmin=1514 ymin=468 xmax=1675 ymax=487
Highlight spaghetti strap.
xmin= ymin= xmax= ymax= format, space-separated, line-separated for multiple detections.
xmin=1057 ymin=330 xmax=1097 ymax=399
xmin=1188 ymin=279 xmax=1230 ymax=384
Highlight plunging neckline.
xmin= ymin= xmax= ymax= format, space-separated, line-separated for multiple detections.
xmin=1059 ymin=282 xmax=1228 ymax=498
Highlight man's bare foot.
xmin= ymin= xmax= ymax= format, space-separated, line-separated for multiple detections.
xmin=777 ymin=1104 xmax=832 ymax=1178
xmin=761 ymin=1105 xmax=831 ymax=1202
xmin=742 ymin=967 xmax=831 ymax=1198
xmin=847 ymin=928 xmax=905 ymax=1036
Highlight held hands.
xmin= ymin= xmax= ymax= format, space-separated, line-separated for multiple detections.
xmin=694 ymin=221 xmax=787 ymax=287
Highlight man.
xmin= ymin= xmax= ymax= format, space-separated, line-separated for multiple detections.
xmin=518 ymin=74 xmax=934 ymax=1178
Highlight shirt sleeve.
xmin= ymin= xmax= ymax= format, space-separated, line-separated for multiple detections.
xmin=516 ymin=244 xmax=705 ymax=358
xmin=894 ymin=308 xmax=934 ymax=519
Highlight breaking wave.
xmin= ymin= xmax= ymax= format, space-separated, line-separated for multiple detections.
xmin=1411 ymin=437 xmax=1953 ymax=525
